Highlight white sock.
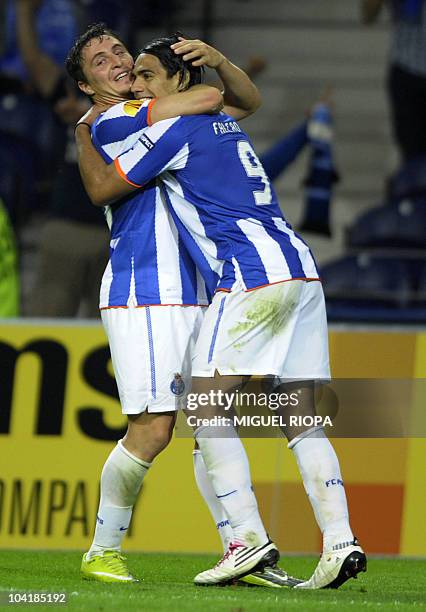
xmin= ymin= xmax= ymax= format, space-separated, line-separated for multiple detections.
xmin=88 ymin=440 xmax=151 ymax=558
xmin=289 ymin=426 xmax=354 ymax=551
xmin=194 ymin=425 xmax=268 ymax=548
xmin=193 ymin=449 xmax=233 ymax=552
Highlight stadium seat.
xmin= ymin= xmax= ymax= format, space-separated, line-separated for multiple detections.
xmin=346 ymin=198 xmax=426 ymax=249
xmin=319 ymin=254 xmax=426 ymax=322
xmin=416 ymin=262 xmax=426 ymax=308
xmin=321 ymin=254 xmax=411 ymax=304
xmin=388 ymin=155 xmax=426 ymax=201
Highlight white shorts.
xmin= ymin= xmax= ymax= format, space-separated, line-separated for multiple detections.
xmin=102 ymin=305 xmax=205 ymax=414
xmin=192 ymin=280 xmax=330 ymax=381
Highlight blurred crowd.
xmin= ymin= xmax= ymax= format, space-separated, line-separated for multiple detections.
xmin=0 ymin=0 xmax=425 ymax=321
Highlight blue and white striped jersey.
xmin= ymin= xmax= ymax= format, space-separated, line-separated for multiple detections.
xmin=91 ymin=100 xmax=209 ymax=308
xmin=114 ymin=112 xmax=320 ymax=293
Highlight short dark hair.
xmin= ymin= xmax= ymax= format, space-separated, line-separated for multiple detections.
xmin=66 ymin=22 xmax=127 ymax=83
xmin=141 ymin=33 xmax=204 ymax=90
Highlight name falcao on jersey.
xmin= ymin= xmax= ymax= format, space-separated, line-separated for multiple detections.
xmin=212 ymin=120 xmax=242 ymax=135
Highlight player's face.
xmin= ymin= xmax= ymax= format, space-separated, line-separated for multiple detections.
xmin=79 ymin=35 xmax=134 ymax=101
xmin=131 ymin=54 xmax=182 ymax=100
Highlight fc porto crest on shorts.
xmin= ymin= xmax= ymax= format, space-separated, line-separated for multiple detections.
xmin=170 ymin=373 xmax=185 ymax=396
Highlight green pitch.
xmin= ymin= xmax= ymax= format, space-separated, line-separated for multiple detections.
xmin=0 ymin=551 xmax=425 ymax=611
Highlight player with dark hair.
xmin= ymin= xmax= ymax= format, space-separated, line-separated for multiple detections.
xmin=141 ymin=35 xmax=204 ymax=89
xmin=65 ymin=23 xmax=126 ymax=82
xmin=67 ymin=25 xmax=295 ymax=588
xmin=75 ymin=33 xmax=367 ymax=590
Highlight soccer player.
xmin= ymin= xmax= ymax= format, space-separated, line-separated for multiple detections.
xmin=67 ymin=25 xmax=290 ymax=587
xmin=75 ymin=35 xmax=367 ymax=589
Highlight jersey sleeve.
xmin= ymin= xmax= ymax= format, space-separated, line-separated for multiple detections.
xmin=114 ymin=116 xmax=188 ymax=188
xmin=92 ymin=99 xmax=158 ymax=162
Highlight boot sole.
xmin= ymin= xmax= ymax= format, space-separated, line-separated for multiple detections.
xmin=325 ymin=551 xmax=367 ymax=589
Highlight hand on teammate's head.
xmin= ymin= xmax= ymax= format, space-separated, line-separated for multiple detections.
xmin=171 ymin=37 xmax=225 ymax=69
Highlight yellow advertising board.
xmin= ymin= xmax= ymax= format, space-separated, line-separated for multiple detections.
xmin=0 ymin=322 xmax=222 ymax=553
xmin=0 ymin=322 xmax=425 ymax=555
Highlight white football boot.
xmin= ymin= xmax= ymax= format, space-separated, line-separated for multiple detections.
xmin=295 ymin=539 xmax=367 ymax=589
xmin=194 ymin=540 xmax=279 ymax=586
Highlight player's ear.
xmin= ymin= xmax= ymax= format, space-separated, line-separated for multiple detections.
xmin=78 ymin=80 xmax=95 ymax=97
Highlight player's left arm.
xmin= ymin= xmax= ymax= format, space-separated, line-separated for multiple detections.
xmin=75 ymin=118 xmax=186 ymax=206
xmin=150 ymin=85 xmax=223 ymax=124
xmin=171 ymin=38 xmax=261 ymax=120
xmin=75 ymin=87 xmax=220 ymax=205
